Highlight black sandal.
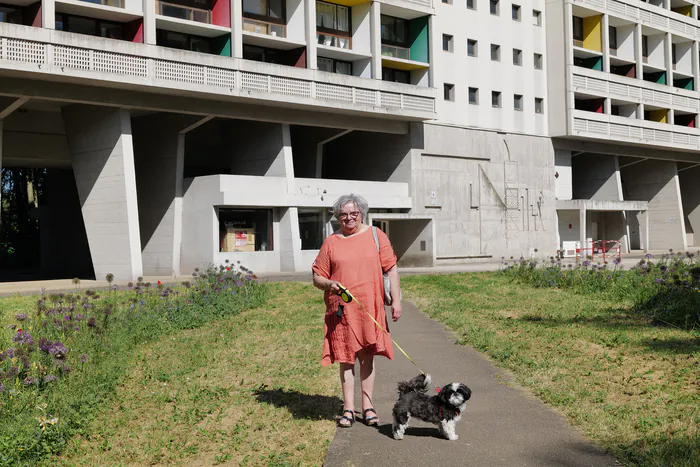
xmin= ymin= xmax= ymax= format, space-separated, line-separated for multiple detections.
xmin=337 ymin=409 xmax=355 ymax=428
xmin=363 ymin=408 xmax=379 ymax=427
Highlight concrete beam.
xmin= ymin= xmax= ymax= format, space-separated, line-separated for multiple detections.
xmin=0 ymin=97 xmax=29 ymax=120
xmin=553 ymin=138 xmax=700 ymax=164
xmin=0 ymin=77 xmax=410 ymax=135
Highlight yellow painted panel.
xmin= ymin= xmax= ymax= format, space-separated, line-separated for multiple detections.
xmin=674 ymin=5 xmax=693 ymax=16
xmin=650 ymin=109 xmax=668 ymax=123
xmin=382 ymin=58 xmax=429 ymax=71
xmin=582 ymin=15 xmax=602 ymax=52
xmin=322 ymin=0 xmax=369 ymax=6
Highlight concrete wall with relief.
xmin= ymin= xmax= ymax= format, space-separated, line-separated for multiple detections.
xmin=411 ymin=122 xmax=557 ymax=262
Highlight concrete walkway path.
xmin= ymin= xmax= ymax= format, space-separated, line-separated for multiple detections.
xmin=323 ymin=301 xmax=619 ymax=467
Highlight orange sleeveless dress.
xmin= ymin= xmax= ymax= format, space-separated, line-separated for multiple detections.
xmin=312 ymin=227 xmax=397 ymax=366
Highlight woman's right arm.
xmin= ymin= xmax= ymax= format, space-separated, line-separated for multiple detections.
xmin=313 ymin=272 xmax=341 ymax=294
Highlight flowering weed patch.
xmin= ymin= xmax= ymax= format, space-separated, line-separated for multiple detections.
xmin=402 ymin=273 xmax=699 ymax=467
xmin=0 ymin=262 xmax=266 ymax=466
xmin=502 ymin=251 xmax=700 ymax=330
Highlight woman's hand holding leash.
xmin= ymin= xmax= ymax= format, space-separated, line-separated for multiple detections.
xmin=391 ymin=302 xmax=402 ymax=322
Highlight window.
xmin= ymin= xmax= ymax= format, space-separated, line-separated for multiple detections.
xmin=442 ymin=0 xmax=452 ymax=3
xmin=298 ymin=209 xmax=326 ymax=250
xmin=533 ymin=9 xmax=541 ymax=26
xmin=383 ymin=67 xmax=411 ymax=84
xmin=243 ymin=44 xmax=303 ymax=66
xmin=219 ymin=208 xmax=273 ymax=252
xmin=492 ymin=91 xmax=501 ymax=108
xmin=442 ymin=34 xmax=453 ymax=52
xmin=243 ymin=0 xmax=285 ymax=22
xmin=609 ymin=26 xmax=617 ymax=52
xmin=318 ymin=57 xmax=352 ymax=75
xmin=467 ymin=0 xmax=476 ymax=9
xmin=514 ymin=94 xmax=523 ymax=111
xmin=56 ymin=13 xmax=125 ymax=40
xmin=381 ymin=15 xmax=408 ymax=46
xmin=534 ymin=53 xmax=543 ymax=69
xmin=512 ymin=4 xmax=521 ymax=21
xmin=317 ymin=1 xmax=350 ymax=34
xmin=491 ymin=44 xmax=500 ymax=61
xmin=467 ymin=39 xmax=478 ymax=57
xmin=444 ymin=83 xmax=455 ymax=101
xmin=490 ymin=0 xmax=499 ymax=15
xmin=513 ymin=48 xmax=522 ymax=65
xmin=0 ymin=5 xmax=23 ymax=24
xmin=642 ymin=35 xmax=648 ymax=62
xmin=468 ymin=87 xmax=479 ymax=105
xmin=535 ymin=97 xmax=544 ymax=114
xmin=572 ymin=16 xmax=583 ymax=45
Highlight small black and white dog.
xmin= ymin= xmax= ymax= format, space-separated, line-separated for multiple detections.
xmin=392 ymin=374 xmax=471 ymax=441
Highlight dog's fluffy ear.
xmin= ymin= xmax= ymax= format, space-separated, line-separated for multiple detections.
xmin=437 ymin=385 xmax=451 ymax=404
xmin=459 ymin=384 xmax=472 ymax=401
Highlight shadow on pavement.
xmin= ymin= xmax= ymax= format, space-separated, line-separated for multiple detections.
xmin=376 ymin=423 xmax=443 ymax=440
xmin=252 ymin=386 xmax=343 ymax=421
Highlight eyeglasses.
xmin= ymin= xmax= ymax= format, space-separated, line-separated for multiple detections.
xmin=338 ymin=211 xmax=360 ymax=220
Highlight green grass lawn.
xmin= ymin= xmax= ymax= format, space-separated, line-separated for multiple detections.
xmin=401 ymin=272 xmax=700 ymax=467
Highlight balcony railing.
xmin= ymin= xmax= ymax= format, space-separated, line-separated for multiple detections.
xmin=316 ymin=32 xmax=351 ymax=49
xmin=80 ymin=0 xmax=125 ymax=7
xmin=243 ymin=18 xmax=286 ymax=37
xmin=381 ymin=44 xmax=410 ymax=60
xmin=157 ymin=0 xmax=211 ymax=24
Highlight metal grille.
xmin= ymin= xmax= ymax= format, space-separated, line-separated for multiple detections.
xmin=5 ymin=38 xmax=45 ymax=64
xmin=94 ymin=50 xmax=147 ymax=77
xmin=505 ymin=188 xmax=519 ymax=210
xmin=380 ymin=92 xmax=402 ymax=109
xmin=240 ymin=72 xmax=268 ymax=92
xmin=316 ymin=83 xmax=353 ymax=102
xmin=270 ymin=75 xmax=310 ymax=97
xmin=403 ymin=95 xmax=435 ymax=112
xmin=154 ymin=60 xmax=205 ymax=85
xmin=355 ymin=88 xmax=376 ymax=106
xmin=53 ymin=45 xmax=90 ymax=70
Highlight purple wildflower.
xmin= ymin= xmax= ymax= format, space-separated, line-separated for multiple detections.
xmin=655 ymin=278 xmax=665 ymax=284
xmin=87 ymin=317 xmax=97 ymax=328
xmin=79 ymin=354 xmax=89 ymax=363
xmin=44 ymin=374 xmax=58 ymax=383
xmin=12 ymin=330 xmax=34 ymax=346
xmin=23 ymin=376 xmax=36 ymax=386
xmin=14 ymin=313 xmax=27 ymax=322
xmin=613 ymin=257 xmax=621 ymax=265
xmin=75 ymin=314 xmax=85 ymax=321
xmin=646 ymin=253 xmax=653 ymax=259
xmin=0 ymin=383 xmax=5 ymax=392
xmin=8 ymin=324 xmax=16 ymax=330
xmin=236 ymin=281 xmax=244 ymax=287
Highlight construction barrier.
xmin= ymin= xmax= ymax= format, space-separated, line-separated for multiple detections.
xmin=575 ymin=239 xmax=621 ymax=262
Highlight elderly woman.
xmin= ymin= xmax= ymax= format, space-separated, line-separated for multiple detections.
xmin=312 ymin=193 xmax=402 ymax=428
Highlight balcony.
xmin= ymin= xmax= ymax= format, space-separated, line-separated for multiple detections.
xmin=381 ymin=43 xmax=410 ymax=60
xmin=243 ymin=17 xmax=285 ymax=38
xmin=54 ymin=0 xmax=141 ymax=23
xmin=81 ymin=0 xmax=124 ymax=7
xmin=316 ymin=31 xmax=351 ymax=50
xmin=157 ymin=0 xmax=211 ymax=24
xmin=0 ymin=23 xmax=436 ymax=119
xmin=571 ymin=109 xmax=700 ymax=150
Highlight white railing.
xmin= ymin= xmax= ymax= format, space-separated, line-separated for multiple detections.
xmin=573 ymin=0 xmax=700 ymax=41
xmin=0 ymin=34 xmax=435 ymax=115
xmin=571 ymin=66 xmax=700 ymax=112
xmin=571 ymin=109 xmax=700 ymax=149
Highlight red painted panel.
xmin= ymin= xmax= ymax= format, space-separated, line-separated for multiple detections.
xmin=25 ymin=2 xmax=42 ymax=27
xmin=125 ymin=19 xmax=144 ymax=43
xmin=212 ymin=0 xmax=231 ymax=28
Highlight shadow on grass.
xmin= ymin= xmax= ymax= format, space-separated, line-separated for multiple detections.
xmin=622 ymin=434 xmax=700 ymax=467
xmin=640 ymin=337 xmax=700 ymax=354
xmin=252 ymin=386 xmax=343 ymax=421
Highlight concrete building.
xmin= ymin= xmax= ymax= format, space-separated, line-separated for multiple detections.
xmin=4 ymin=0 xmax=689 ymax=281
xmin=546 ymin=0 xmax=700 ymax=257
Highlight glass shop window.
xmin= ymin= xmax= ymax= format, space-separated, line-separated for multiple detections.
xmin=219 ymin=208 xmax=273 ymax=252
xmin=298 ymin=209 xmax=326 ymax=250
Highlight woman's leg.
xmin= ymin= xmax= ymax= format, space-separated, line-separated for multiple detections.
xmin=339 ymin=362 xmax=355 ymax=426
xmin=358 ymin=348 xmax=376 ymax=417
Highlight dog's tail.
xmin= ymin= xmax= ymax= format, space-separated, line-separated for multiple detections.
xmin=397 ymin=374 xmax=431 ymax=395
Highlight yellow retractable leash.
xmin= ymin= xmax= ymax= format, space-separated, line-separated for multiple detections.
xmin=336 ymin=283 xmax=438 ymax=391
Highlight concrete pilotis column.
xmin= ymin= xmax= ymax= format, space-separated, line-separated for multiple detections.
xmin=62 ymin=105 xmax=143 ymax=280
xmin=305 ymin=0 xmax=317 ymax=69
xmin=278 ymin=207 xmax=303 ymax=272
xmin=580 ymin=207 xmax=586 ymax=258
xmin=370 ymin=1 xmax=382 ymax=80
xmin=143 ymin=0 xmax=156 ymax=44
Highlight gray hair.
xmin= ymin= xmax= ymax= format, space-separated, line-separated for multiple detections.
xmin=332 ymin=193 xmax=369 ymax=221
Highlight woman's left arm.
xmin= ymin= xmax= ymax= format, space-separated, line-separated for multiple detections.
xmin=387 ymin=264 xmax=402 ymax=322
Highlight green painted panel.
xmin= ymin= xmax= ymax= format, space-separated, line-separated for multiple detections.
xmin=213 ymin=35 xmax=231 ymax=57
xmin=582 ymin=56 xmax=602 ymax=71
xmin=408 ymin=16 xmax=429 ymax=64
